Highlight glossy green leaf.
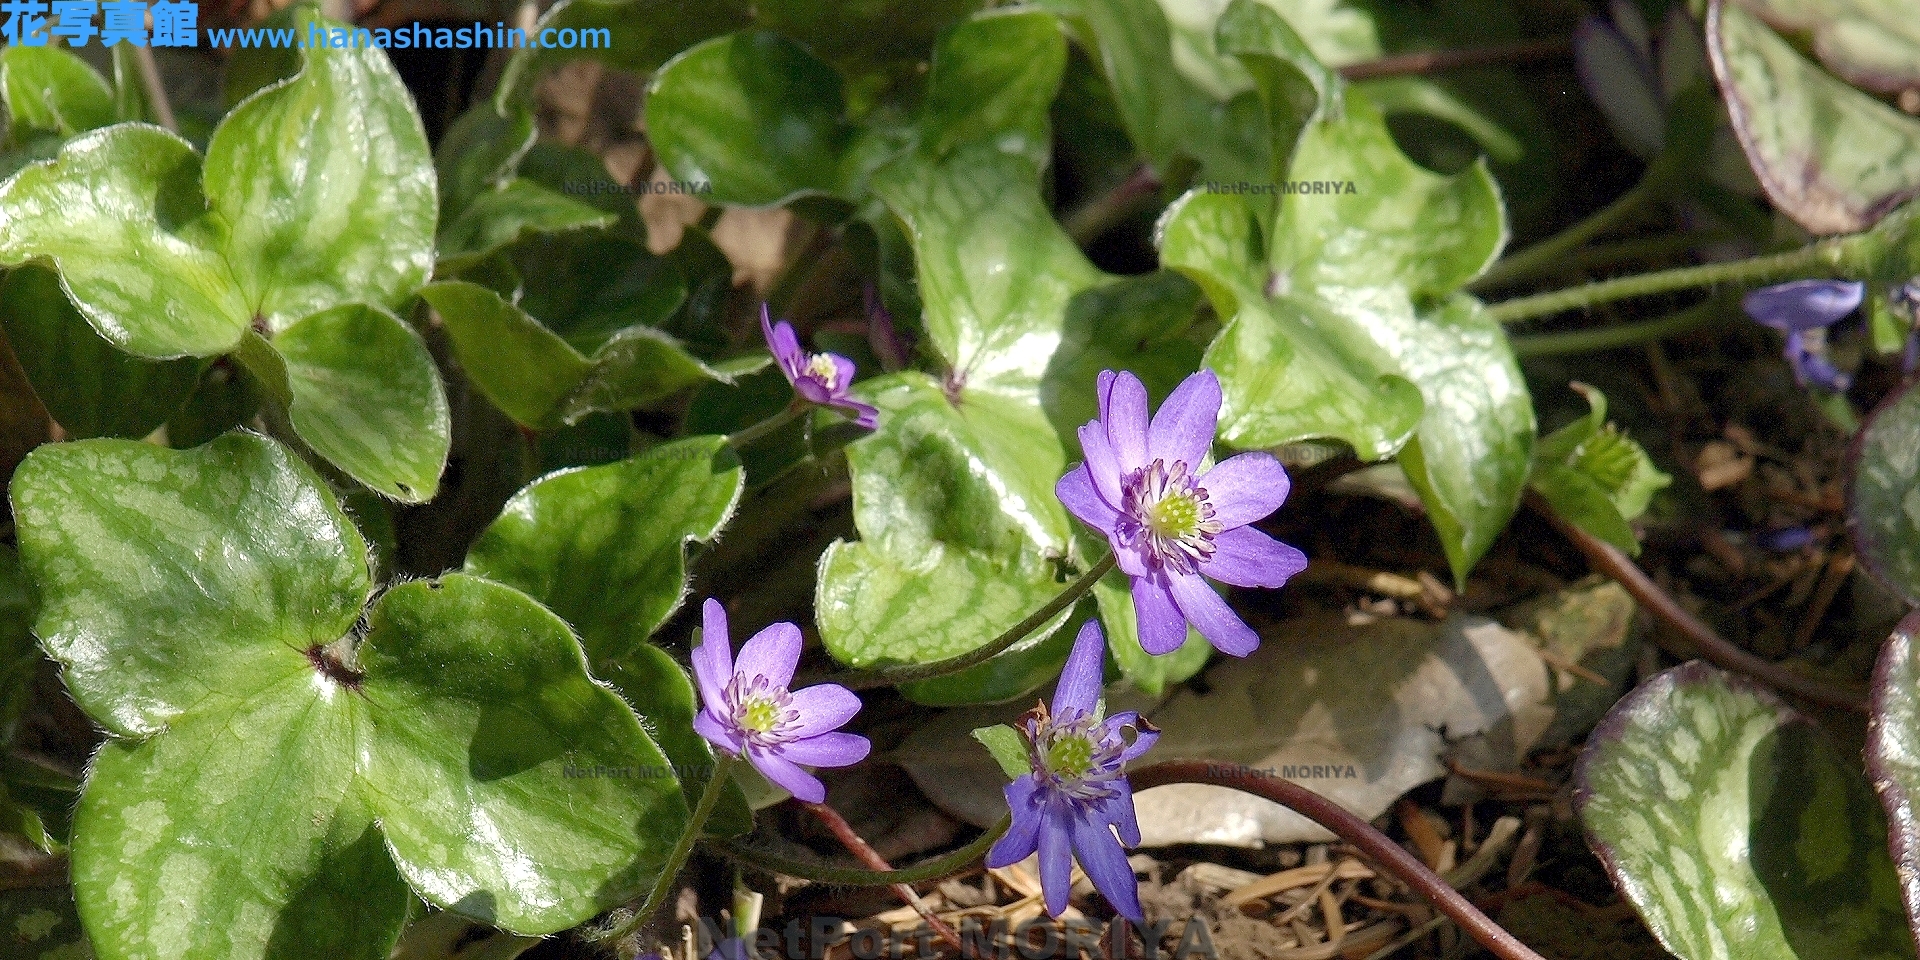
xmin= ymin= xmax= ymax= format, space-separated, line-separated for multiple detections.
xmin=493 ymin=0 xmax=751 ymax=110
xmin=1159 ymin=188 xmax=1423 ymax=460
xmin=1852 ymin=376 xmax=1920 ymax=605
xmin=645 ymin=31 xmax=855 ymax=206
xmin=1530 ymin=384 xmax=1670 ymax=556
xmin=600 ymin=644 xmax=753 ymax=839
xmin=75 ymin=671 xmax=412 ymax=960
xmin=1708 ymin=0 xmax=1920 ymax=235
xmin=12 ymin=434 xmax=372 ymax=740
xmin=918 ymin=10 xmax=1066 ymax=166
xmin=1577 ymin=661 xmax=1913 ymax=960
xmin=12 ymin=433 xmax=692 ymax=953
xmin=359 ymin=575 xmax=688 ymax=933
xmin=438 ymin=179 xmax=615 ymax=271
xmin=0 ymin=7 xmax=435 ymax=358
xmin=464 ymin=436 xmax=744 ymax=663
xmin=971 ymin=724 xmax=1029 ymax=780
xmin=1736 ymin=0 xmax=1920 ymax=94
xmin=423 ymin=281 xmax=716 ymax=430
xmin=0 ymin=265 xmax=202 ymax=440
xmin=752 ymin=0 xmax=988 ymax=72
xmin=0 ymin=46 xmax=114 ymax=138
xmin=273 ymin=304 xmax=451 ymax=503
xmin=435 ymin=102 xmax=537 ymax=221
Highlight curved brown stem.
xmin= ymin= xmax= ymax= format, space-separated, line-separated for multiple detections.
xmin=1528 ymin=492 xmax=1868 ymax=711
xmin=1129 ymin=762 xmax=1550 ymax=960
xmin=805 ymin=802 xmax=962 ymax=950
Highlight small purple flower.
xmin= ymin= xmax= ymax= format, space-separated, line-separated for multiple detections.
xmin=1743 ymin=280 xmax=1865 ymax=392
xmin=761 ymin=305 xmax=879 ymax=429
xmin=1057 ymin=369 xmax=1307 ymax=657
xmin=691 ymin=599 xmax=870 ymax=803
xmin=987 ymin=620 xmax=1157 ymax=921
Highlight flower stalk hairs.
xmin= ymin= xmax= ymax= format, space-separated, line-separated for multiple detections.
xmin=762 ymin=305 xmax=879 ymax=429
xmin=692 ymin=599 xmax=870 ymax=803
xmin=987 ymin=620 xmax=1157 ymax=920
xmin=1057 ymin=369 xmax=1307 ymax=656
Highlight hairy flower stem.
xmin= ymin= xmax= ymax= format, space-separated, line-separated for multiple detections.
xmin=1128 ymin=762 xmax=1552 ymax=960
xmin=726 ymin=404 xmax=804 ymax=448
xmin=1473 ymin=170 xmax=1670 ymax=292
xmin=715 ymin=816 xmax=1010 ymax=885
xmin=601 ymin=755 xmax=739 ymax=944
xmin=1511 ymin=299 xmax=1728 ymax=357
xmin=1486 ymin=237 xmax=1868 ymax=325
xmin=824 ymin=552 xmax=1117 ymax=691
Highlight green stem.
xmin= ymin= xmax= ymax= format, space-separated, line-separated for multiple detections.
xmin=715 ymin=816 xmax=1010 ymax=885
xmin=601 ymin=755 xmax=737 ymax=943
xmin=1472 ymin=175 xmax=1667 ymax=292
xmin=1511 ymin=300 xmax=1728 ymax=357
xmin=726 ymin=404 xmax=804 ymax=448
xmin=1534 ymin=230 xmax=1741 ymax=280
xmin=1486 ymin=238 xmax=1866 ymax=325
xmin=825 ymin=552 xmax=1117 ymax=691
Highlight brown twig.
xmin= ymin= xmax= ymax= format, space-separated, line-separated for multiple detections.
xmin=1336 ymin=39 xmax=1571 ymax=81
xmin=1131 ymin=763 xmax=1551 ymax=960
xmin=1527 ymin=492 xmax=1868 ymax=711
xmin=804 ymin=803 xmax=962 ymax=950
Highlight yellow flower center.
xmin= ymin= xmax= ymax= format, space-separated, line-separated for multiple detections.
xmin=1045 ymin=732 xmax=1096 ymax=780
xmin=1145 ymin=489 xmax=1204 ymax=540
xmin=805 ymin=354 xmax=841 ymax=389
xmin=741 ymin=696 xmax=783 ymax=733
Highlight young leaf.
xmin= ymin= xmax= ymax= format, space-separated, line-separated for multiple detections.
xmin=1576 ymin=662 xmax=1913 ymax=960
xmin=463 ymin=435 xmax=745 ymax=663
xmin=1530 ymin=384 xmax=1670 ymax=555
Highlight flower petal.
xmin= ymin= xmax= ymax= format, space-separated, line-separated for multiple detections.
xmin=836 ymin=398 xmax=879 ymax=430
xmin=1132 ymin=574 xmax=1187 ymax=656
xmin=762 ymin=306 xmax=805 ymax=370
xmin=987 ymin=777 xmax=1044 ymax=868
xmin=1146 ymin=369 xmax=1220 ymax=470
xmin=1200 ymin=452 xmax=1290 ymax=528
xmin=1742 ymin=280 xmax=1865 ymax=331
xmin=1099 ymin=781 xmax=1142 ymax=847
xmin=1169 ymin=571 xmax=1259 ymax=656
xmin=1070 ymin=812 xmax=1142 ymax=922
xmin=793 ymin=378 xmax=836 ymax=405
xmin=694 ymin=710 xmax=743 ymax=756
xmin=1050 ymin=620 xmax=1106 ymax=719
xmin=785 ymin=684 xmax=863 ymax=739
xmin=735 ymin=621 xmax=802 ymax=689
xmin=1201 ymin=525 xmax=1308 ymax=589
xmin=777 ymin=731 xmax=871 ymax=769
xmin=1785 ymin=330 xmax=1852 ymax=392
xmin=1077 ymin=422 xmax=1124 ymax=506
xmin=1038 ymin=808 xmax=1073 ymax=917
xmin=1058 ymin=465 xmax=1120 ymax=534
xmin=1102 ymin=371 xmax=1150 ymax=473
xmin=1102 ymin=711 xmax=1159 ymax=763
xmin=750 ymin=748 xmax=826 ymax=803
xmin=1573 ymin=14 xmax=1664 ymax=159
xmin=692 ymin=599 xmax=733 ymax=709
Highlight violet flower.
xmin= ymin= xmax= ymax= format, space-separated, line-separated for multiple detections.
xmin=1743 ymin=280 xmax=1865 ymax=392
xmin=1057 ymin=369 xmax=1307 ymax=657
xmin=761 ymin=305 xmax=879 ymax=429
xmin=691 ymin=599 xmax=870 ymax=803
xmin=987 ymin=620 xmax=1156 ymax=921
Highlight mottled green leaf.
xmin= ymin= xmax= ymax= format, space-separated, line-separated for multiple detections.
xmin=646 ymin=31 xmax=854 ymax=206
xmin=0 ymin=7 xmax=434 ymax=358
xmin=0 ymin=885 xmax=92 ymax=958
xmin=0 ymin=46 xmax=113 ymax=138
xmin=1868 ymin=612 xmax=1920 ymax=943
xmin=0 ymin=265 xmax=202 ymax=440
xmin=272 ymin=304 xmax=451 ymax=503
xmin=1576 ymin=662 xmax=1912 ymax=960
xmin=1736 ymin=0 xmax=1920 ymax=95
xmin=435 ymin=102 xmax=537 ymax=221
xmin=359 ymin=575 xmax=688 ymax=933
xmin=464 ymin=436 xmax=744 ymax=663
xmin=1709 ymin=0 xmax=1920 ymax=234
xmin=438 ymin=179 xmax=615 ymax=271
xmin=918 ymin=10 xmax=1065 ymax=166
xmin=1852 ymin=377 xmax=1920 ymax=605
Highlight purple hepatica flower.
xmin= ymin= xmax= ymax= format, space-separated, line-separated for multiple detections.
xmin=691 ymin=599 xmax=870 ymax=803
xmin=1057 ymin=369 xmax=1307 ymax=657
xmin=987 ymin=620 xmax=1157 ymax=921
xmin=1743 ymin=280 xmax=1866 ymax=392
xmin=761 ymin=305 xmax=879 ymax=429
